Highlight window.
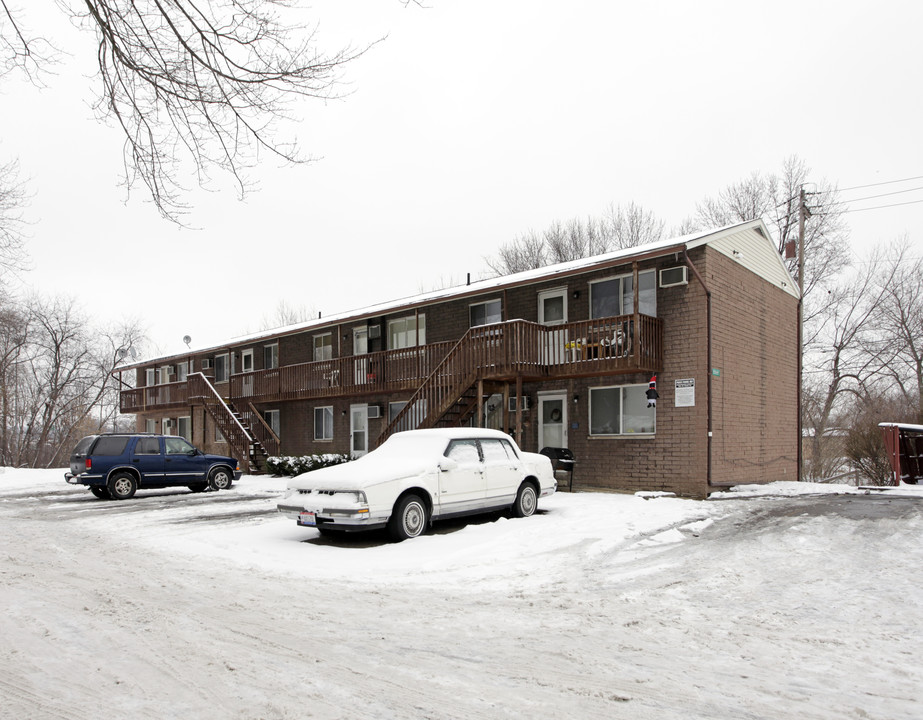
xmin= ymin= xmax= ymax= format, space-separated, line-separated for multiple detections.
xmin=165 ymin=437 xmax=195 ymax=454
xmin=215 ymin=424 xmax=226 ymax=443
xmin=589 ymin=384 xmax=655 ymax=436
xmin=176 ymin=361 xmax=188 ymax=382
xmin=177 ymin=416 xmax=191 ymax=441
xmin=135 ymin=437 xmax=161 ymax=455
xmin=388 ymin=400 xmax=427 ymax=432
xmin=214 ymin=353 xmax=229 ymax=383
xmin=145 ymin=368 xmax=155 ymax=387
xmin=263 ymin=409 xmax=280 ymax=437
xmin=159 ymin=366 xmax=172 ymax=385
xmin=314 ymin=333 xmax=333 ymax=362
xmin=241 ymin=350 xmax=254 ymax=373
xmin=446 ymin=439 xmax=480 ymax=464
xmin=388 ymin=314 xmax=426 ymax=349
xmin=92 ymin=436 xmax=129 ymax=455
xmin=538 ymin=289 xmax=567 ymax=325
xmin=590 ymin=270 xmax=656 ymax=318
xmin=314 ymin=406 xmax=334 ymax=440
xmin=470 ymin=299 xmax=502 ymax=327
xmin=480 ymin=438 xmax=517 ymax=462
xmin=145 ymin=419 xmax=156 ymax=434
xmin=162 ymin=417 xmax=173 ymax=434
xmin=264 ymin=343 xmax=279 ymax=369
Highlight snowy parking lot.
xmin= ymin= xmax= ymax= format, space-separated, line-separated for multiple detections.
xmin=2 ymin=469 xmax=922 ymax=719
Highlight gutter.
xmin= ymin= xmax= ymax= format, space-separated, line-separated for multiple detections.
xmin=683 ymin=249 xmax=713 ymax=489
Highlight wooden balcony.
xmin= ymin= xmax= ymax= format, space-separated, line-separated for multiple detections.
xmin=120 ymin=314 xmax=663 ymax=414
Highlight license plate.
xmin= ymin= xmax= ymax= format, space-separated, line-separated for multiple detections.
xmin=298 ymin=511 xmax=316 ymax=527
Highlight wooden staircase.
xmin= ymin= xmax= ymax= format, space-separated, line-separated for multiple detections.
xmin=187 ymin=373 xmax=279 ymax=473
xmin=378 ymin=324 xmax=515 ymax=444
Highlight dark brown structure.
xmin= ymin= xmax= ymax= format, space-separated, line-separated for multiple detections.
xmin=118 ymin=220 xmax=800 ymax=497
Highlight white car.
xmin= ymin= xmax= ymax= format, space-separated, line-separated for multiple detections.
xmin=276 ymin=428 xmax=556 ymax=541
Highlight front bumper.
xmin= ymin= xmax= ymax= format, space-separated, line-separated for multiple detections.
xmin=276 ymin=502 xmax=388 ymax=533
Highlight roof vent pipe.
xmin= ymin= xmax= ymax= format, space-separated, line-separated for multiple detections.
xmin=467 ymin=273 xmax=471 ymax=286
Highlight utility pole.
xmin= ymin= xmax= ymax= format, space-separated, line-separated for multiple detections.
xmin=796 ymin=187 xmax=810 ymax=482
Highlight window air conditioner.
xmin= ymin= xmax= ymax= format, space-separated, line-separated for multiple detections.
xmin=659 ymin=266 xmax=688 ymax=288
xmin=367 ymin=404 xmax=381 ymax=419
xmin=201 ymin=359 xmax=213 ymax=370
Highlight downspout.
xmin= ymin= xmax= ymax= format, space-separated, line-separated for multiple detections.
xmin=683 ymin=250 xmax=712 ymax=489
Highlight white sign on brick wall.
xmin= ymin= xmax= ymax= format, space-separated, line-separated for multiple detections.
xmin=675 ymin=378 xmax=695 ymax=407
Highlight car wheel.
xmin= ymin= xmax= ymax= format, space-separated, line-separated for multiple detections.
xmin=388 ymin=494 xmax=428 ymax=542
xmin=208 ymin=468 xmax=233 ymax=491
xmin=188 ymin=483 xmax=208 ymax=493
xmin=512 ymin=482 xmax=537 ymax=518
xmin=107 ymin=472 xmax=137 ymax=500
xmin=90 ymin=486 xmax=110 ymax=500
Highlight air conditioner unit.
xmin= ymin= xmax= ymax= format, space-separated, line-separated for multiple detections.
xmin=660 ymin=266 xmax=688 ymax=288
xmin=367 ymin=404 xmax=381 ymax=419
xmin=201 ymin=359 xmax=213 ymax=370
xmin=368 ymin=325 xmax=381 ymax=339
xmin=509 ymin=396 xmax=531 ymax=412
xmin=167 ymin=365 xmax=176 ymax=375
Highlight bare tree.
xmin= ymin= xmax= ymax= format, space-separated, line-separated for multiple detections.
xmin=486 ymin=202 xmax=664 ymax=276
xmin=870 ymin=239 xmax=923 ymax=423
xmin=800 ymin=249 xmax=893 ymax=480
xmin=1 ymin=1 xmax=370 ymax=220
xmin=0 ymin=156 xmax=28 ymax=278
xmin=258 ymin=298 xmax=316 ymax=331
xmin=686 ymin=156 xmax=849 ymax=308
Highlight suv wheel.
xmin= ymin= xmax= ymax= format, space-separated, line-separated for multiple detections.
xmin=208 ymin=468 xmax=233 ymax=491
xmin=108 ymin=472 xmax=137 ymax=500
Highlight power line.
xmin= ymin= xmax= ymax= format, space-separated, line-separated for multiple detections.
xmin=841 ymin=198 xmax=923 ymax=214
xmin=834 ymin=185 xmax=923 ymax=205
xmin=838 ymin=175 xmax=923 ymax=192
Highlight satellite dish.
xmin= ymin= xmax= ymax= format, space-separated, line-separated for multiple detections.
xmin=183 ymin=335 xmax=192 ymax=348
xmin=130 ymin=347 xmax=138 ymax=359
xmin=117 ymin=348 xmax=128 ymax=360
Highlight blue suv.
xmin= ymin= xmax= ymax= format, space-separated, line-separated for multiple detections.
xmin=65 ymin=433 xmax=242 ymax=500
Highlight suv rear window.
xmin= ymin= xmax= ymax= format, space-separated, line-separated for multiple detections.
xmin=73 ymin=436 xmax=96 ymax=455
xmin=91 ymin=436 xmax=130 ymax=456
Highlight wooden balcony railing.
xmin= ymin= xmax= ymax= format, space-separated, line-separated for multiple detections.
xmin=120 ymin=314 xmax=663 ymax=414
xmin=379 ymin=314 xmax=663 ymax=441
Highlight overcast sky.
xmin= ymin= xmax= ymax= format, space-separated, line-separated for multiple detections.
xmin=2 ymin=1 xmax=921 ymax=358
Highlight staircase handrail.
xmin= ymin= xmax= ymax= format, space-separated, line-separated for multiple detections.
xmin=188 ymin=372 xmax=253 ymax=442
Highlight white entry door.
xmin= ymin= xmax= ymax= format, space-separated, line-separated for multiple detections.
xmin=350 ymin=404 xmax=369 ymax=458
xmin=538 ymin=288 xmax=568 ymax=364
xmin=539 ymin=394 xmax=567 ymax=450
xmin=354 ymin=327 xmax=369 ymax=385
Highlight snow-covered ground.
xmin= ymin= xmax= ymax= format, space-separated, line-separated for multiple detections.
xmin=1 ymin=468 xmax=922 ymax=719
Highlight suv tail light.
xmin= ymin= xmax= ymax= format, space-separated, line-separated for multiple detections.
xmin=85 ymin=458 xmax=92 ymax=471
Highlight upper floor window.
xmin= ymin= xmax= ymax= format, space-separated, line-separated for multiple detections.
xmin=314 ymin=333 xmax=333 ymax=362
xmin=389 ymin=314 xmax=426 ymax=349
xmin=176 ymin=361 xmax=188 ymax=382
xmin=214 ymin=353 xmax=229 ymax=383
xmin=264 ymin=343 xmax=279 ymax=370
xmin=470 ymin=299 xmax=502 ymax=327
xmin=240 ymin=349 xmax=254 ymax=373
xmin=590 ymin=269 xmax=656 ymax=319
xmin=145 ymin=368 xmax=155 ymax=387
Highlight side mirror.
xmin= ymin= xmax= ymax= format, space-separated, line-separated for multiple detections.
xmin=438 ymin=457 xmax=459 ymax=472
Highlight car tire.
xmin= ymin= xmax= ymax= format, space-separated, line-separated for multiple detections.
xmin=107 ymin=472 xmax=137 ymax=500
xmin=512 ymin=482 xmax=537 ymax=518
xmin=388 ymin=494 xmax=428 ymax=542
xmin=90 ymin=486 xmax=110 ymax=500
xmin=208 ymin=467 xmax=233 ymax=491
xmin=188 ymin=483 xmax=208 ymax=493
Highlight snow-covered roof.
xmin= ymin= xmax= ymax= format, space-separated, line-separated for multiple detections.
xmin=125 ymin=218 xmax=794 ymax=368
